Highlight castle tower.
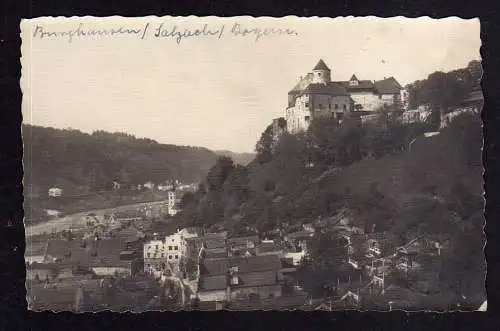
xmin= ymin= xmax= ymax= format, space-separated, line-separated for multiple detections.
xmin=312 ymin=59 xmax=331 ymax=84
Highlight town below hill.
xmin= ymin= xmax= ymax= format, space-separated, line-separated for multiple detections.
xmin=25 ymin=61 xmax=485 ymax=312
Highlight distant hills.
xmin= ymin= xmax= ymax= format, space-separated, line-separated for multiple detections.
xmin=22 ymin=125 xmax=219 ymax=198
xmin=215 ymin=150 xmax=255 ymax=166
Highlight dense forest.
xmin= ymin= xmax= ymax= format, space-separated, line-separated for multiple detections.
xmin=177 ymin=62 xmax=484 ymax=301
xmin=22 ymin=125 xmax=218 ymax=198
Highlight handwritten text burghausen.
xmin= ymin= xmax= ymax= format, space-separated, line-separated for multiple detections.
xmin=31 ymin=22 xmax=299 ymax=43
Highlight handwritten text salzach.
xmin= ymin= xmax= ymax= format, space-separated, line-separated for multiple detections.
xmin=31 ymin=22 xmax=299 ymax=43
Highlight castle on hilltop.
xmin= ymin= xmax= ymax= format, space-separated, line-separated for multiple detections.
xmin=285 ymin=59 xmax=405 ymax=133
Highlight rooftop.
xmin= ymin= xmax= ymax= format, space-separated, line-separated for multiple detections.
xmin=198 ymin=274 xmax=227 ymax=291
xmin=199 ymin=258 xmax=230 ymax=276
xmin=374 ymin=77 xmax=403 ymax=95
xmin=256 ymin=241 xmax=281 ymax=254
xmin=44 ymin=238 xmax=130 ymax=268
xmin=229 ymin=254 xmax=282 ymax=273
xmin=303 ymin=82 xmax=349 ymax=96
xmin=313 ymin=59 xmax=330 ymax=71
xmin=233 ymin=269 xmax=277 ymax=288
xmin=227 ymin=236 xmax=259 ymax=246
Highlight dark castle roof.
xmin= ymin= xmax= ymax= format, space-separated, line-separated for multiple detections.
xmin=313 ymin=59 xmax=330 ymax=71
xmin=303 ymin=82 xmax=350 ymax=96
xmin=374 ymin=77 xmax=403 ymax=94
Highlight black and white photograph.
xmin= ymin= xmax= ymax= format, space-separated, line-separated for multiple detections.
xmin=21 ymin=16 xmax=484 ymax=312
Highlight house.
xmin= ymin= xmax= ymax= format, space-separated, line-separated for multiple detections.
xmin=302 ymin=223 xmax=315 ymax=233
xmin=48 ymin=187 xmax=63 ymax=198
xmin=157 ymin=183 xmax=173 ymax=191
xmin=203 ymin=247 xmax=229 ymax=259
xmin=43 ymin=238 xmax=134 ymax=277
xmin=197 ymin=258 xmax=231 ymax=302
xmin=143 ymin=182 xmax=155 ymax=190
xmin=400 ymin=107 xmax=432 ymax=124
xmin=143 ymin=239 xmax=167 ymax=277
xmin=373 ymin=77 xmax=404 ymax=108
xmin=197 ymin=254 xmax=284 ymax=303
xmin=227 ymin=236 xmax=259 ymax=252
xmin=144 ymin=228 xmax=199 ymax=276
xmin=255 ymin=240 xmax=283 ymax=256
xmin=202 ymin=232 xmax=228 ymax=250
xmin=166 ymin=190 xmax=177 ymax=216
xmin=227 ymin=255 xmax=284 ymax=301
xmin=26 ymin=262 xmax=75 ymax=283
xmin=282 ymin=251 xmax=306 ymax=266
xmin=284 ymin=230 xmax=313 ymax=253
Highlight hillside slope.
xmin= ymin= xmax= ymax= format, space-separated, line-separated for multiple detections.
xmin=22 ymin=125 xmax=218 ymax=198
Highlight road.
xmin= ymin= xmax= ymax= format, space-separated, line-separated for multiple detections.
xmin=25 ymin=200 xmax=168 ymax=237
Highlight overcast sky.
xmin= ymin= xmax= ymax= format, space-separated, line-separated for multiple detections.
xmin=21 ymin=16 xmax=480 ymax=153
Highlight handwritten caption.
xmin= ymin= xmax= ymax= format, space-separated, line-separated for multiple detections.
xmin=31 ymin=22 xmax=299 ymax=43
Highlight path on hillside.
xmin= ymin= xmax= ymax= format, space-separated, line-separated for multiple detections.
xmin=25 ymin=200 xmax=168 ymax=237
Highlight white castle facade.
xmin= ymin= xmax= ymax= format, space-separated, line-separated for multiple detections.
xmin=285 ymin=59 xmax=404 ymax=133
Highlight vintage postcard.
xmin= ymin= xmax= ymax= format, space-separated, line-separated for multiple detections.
xmin=21 ymin=16 xmax=484 ymax=312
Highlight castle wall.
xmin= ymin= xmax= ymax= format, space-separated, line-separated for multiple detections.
xmin=286 ymin=94 xmax=311 ymax=133
xmin=350 ymin=91 xmax=382 ymax=111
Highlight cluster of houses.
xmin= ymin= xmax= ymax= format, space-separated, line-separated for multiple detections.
xmin=26 ymin=200 xmax=474 ymax=311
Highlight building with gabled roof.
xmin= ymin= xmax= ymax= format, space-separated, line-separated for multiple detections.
xmin=285 ymin=60 xmax=403 ymax=132
xmin=197 ymin=254 xmax=285 ymax=304
xmin=43 ymin=238 xmax=135 ymax=277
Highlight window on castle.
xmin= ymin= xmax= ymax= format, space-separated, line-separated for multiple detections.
xmin=305 ymin=102 xmax=309 ymax=108
xmin=305 ymin=116 xmax=310 ymax=122
xmin=168 ymin=246 xmax=172 ymax=250
xmin=343 ymin=104 xmax=347 ymax=110
xmin=174 ymin=246 xmax=178 ymax=250
xmin=335 ymin=104 xmax=339 ymax=109
xmin=175 ymin=255 xmax=179 ymax=259
xmin=147 ymin=253 xmax=151 ymax=258
xmin=329 ymin=104 xmax=331 ymax=110
xmin=169 ymin=255 xmax=172 ymax=260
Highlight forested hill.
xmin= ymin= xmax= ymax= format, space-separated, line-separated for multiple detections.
xmin=22 ymin=125 xmax=218 ymax=197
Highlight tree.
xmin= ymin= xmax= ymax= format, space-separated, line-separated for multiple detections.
xmin=297 ymin=231 xmax=349 ymax=295
xmin=206 ymin=156 xmax=235 ymax=192
xmin=406 ymin=66 xmax=475 ymax=113
xmin=255 ymin=123 xmax=275 ymax=164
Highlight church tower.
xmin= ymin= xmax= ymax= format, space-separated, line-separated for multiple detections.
xmin=312 ymin=59 xmax=331 ymax=85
